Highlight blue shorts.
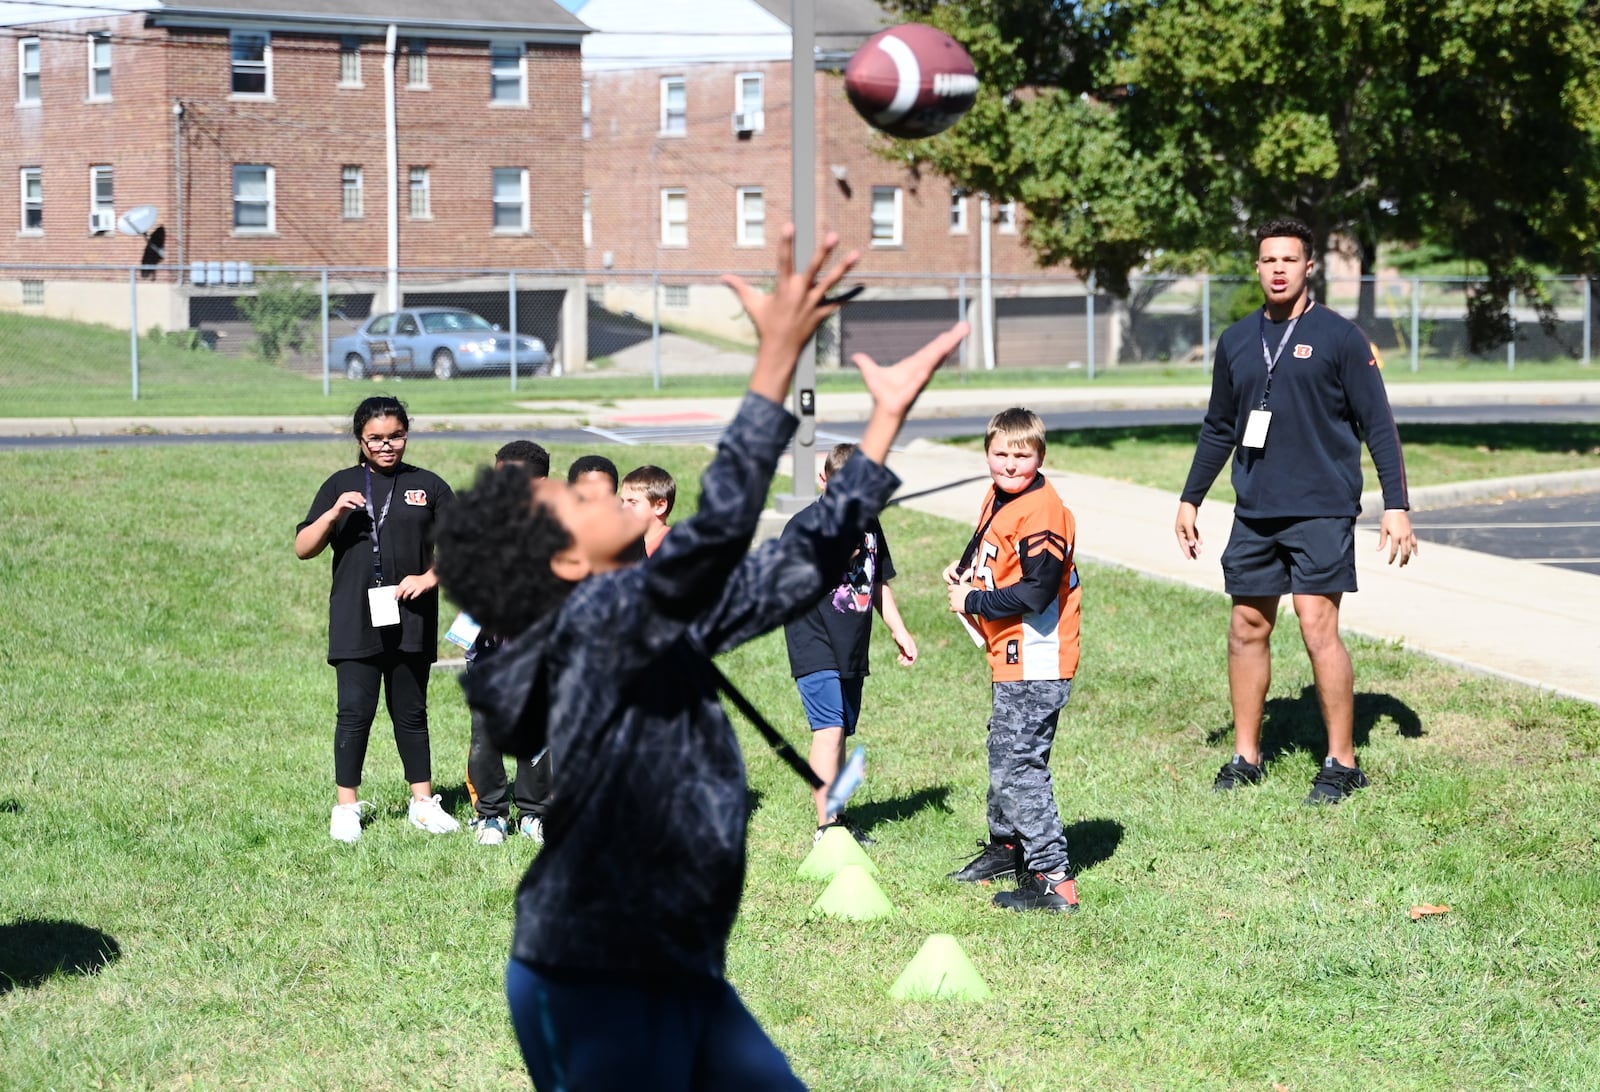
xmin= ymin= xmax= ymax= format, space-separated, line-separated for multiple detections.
xmin=796 ymin=670 xmax=863 ymax=735
xmin=1222 ymin=515 xmax=1357 ymax=597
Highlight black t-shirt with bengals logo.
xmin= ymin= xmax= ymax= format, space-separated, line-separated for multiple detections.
xmin=298 ymin=462 xmax=455 ymax=663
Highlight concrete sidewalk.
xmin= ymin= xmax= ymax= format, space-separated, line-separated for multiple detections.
xmin=875 ymin=439 xmax=1600 ymax=706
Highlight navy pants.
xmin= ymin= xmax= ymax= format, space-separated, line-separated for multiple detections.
xmin=506 ymin=959 xmax=805 ymax=1091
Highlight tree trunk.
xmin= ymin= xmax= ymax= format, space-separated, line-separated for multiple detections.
xmin=1356 ymin=226 xmax=1379 ymax=332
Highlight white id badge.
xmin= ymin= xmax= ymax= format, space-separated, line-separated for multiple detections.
xmin=367 ymin=585 xmax=401 ymax=628
xmin=444 ymin=611 xmax=481 ymax=650
xmin=1242 ymin=409 xmax=1272 ymax=449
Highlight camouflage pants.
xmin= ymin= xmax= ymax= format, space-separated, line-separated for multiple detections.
xmin=986 ymin=678 xmax=1073 ymax=874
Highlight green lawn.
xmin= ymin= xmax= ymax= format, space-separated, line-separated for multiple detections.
xmin=2 ymin=438 xmax=1597 ymax=1088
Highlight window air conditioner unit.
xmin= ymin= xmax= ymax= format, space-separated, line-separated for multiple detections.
xmin=89 ymin=209 xmax=116 ymax=234
xmin=732 ymin=110 xmax=757 ymax=134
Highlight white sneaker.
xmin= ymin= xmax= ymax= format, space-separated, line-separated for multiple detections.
xmin=471 ymin=816 xmax=507 ymax=845
xmin=517 ymin=815 xmax=545 ymax=844
xmin=408 ymin=794 xmax=460 ymax=834
xmin=330 ymin=801 xmax=371 ymax=843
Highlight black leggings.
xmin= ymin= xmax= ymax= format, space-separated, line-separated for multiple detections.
xmin=333 ymin=653 xmax=433 ymax=789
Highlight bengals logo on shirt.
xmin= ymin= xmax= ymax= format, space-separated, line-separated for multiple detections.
xmin=1293 ymin=344 xmax=1313 ymax=359
xmin=404 ymin=489 xmax=428 ymax=506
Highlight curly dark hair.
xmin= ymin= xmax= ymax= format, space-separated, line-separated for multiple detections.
xmin=1253 ymin=217 xmax=1315 ymax=262
xmin=435 ymin=463 xmax=575 ymax=637
xmin=567 ymin=453 xmax=619 ymax=491
xmin=495 ymin=439 xmax=551 ymax=479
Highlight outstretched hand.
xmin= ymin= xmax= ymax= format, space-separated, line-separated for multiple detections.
xmin=722 ymin=224 xmax=860 ymax=403
xmin=854 ymin=322 xmax=969 ymax=424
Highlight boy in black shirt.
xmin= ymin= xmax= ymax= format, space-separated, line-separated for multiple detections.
xmin=435 ymin=227 xmax=966 ymax=1090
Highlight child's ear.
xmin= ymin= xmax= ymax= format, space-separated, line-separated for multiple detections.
xmin=652 ymin=498 xmax=670 ymax=518
xmin=548 ymin=546 xmax=591 ymax=583
xmin=816 ymin=470 xmax=828 ymax=490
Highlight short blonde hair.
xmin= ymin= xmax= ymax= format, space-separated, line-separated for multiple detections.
xmin=822 ymin=442 xmax=855 ymax=480
xmin=984 ymin=407 xmax=1046 ymax=458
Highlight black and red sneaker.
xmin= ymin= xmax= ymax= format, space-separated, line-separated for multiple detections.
xmin=947 ymin=839 xmax=1023 ymax=884
xmin=993 ymin=870 xmax=1079 ymax=913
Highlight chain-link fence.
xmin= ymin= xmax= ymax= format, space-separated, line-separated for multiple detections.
xmin=0 ymin=264 xmax=1593 ymax=412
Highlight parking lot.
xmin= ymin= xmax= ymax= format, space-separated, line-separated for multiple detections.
xmin=1391 ymin=490 xmax=1600 ymax=577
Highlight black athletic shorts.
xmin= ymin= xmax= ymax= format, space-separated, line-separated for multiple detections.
xmin=1221 ymin=515 xmax=1357 ymax=597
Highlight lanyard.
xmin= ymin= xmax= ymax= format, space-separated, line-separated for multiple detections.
xmin=1257 ymin=301 xmax=1311 ymax=410
xmin=363 ymin=465 xmax=395 ymax=585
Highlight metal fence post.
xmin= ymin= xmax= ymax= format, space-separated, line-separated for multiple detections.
xmin=651 ymin=270 xmax=662 ymax=392
xmin=1410 ymin=276 xmax=1420 ymax=373
xmin=1584 ymin=276 xmax=1593 ymax=368
xmin=321 ymin=269 xmax=331 ymax=398
xmin=129 ymin=268 xmax=140 ymax=401
xmin=509 ymin=270 xmax=519 ymax=394
xmin=1508 ymin=287 xmax=1517 ymax=371
xmin=1085 ymin=272 xmax=1096 ymax=380
xmin=957 ymin=273 xmax=968 ymax=381
xmin=1201 ymin=273 xmax=1211 ymax=371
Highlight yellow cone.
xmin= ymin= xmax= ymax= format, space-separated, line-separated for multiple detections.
xmin=797 ymin=824 xmax=877 ymax=880
xmin=809 ymin=863 xmax=895 ymax=920
xmin=889 ymin=934 xmax=993 ymax=1001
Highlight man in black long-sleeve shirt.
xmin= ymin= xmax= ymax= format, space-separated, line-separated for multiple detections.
xmin=1174 ymin=217 xmax=1418 ymax=805
xmin=436 ymin=227 xmax=967 ymax=1091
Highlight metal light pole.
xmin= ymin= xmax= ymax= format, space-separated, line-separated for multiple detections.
xmin=777 ymin=0 xmax=817 ymax=514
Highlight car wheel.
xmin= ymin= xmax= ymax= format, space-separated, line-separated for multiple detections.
xmin=432 ymin=349 xmax=457 ymax=380
xmin=345 ymin=353 xmax=368 ymax=381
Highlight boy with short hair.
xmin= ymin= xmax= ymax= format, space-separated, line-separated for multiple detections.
xmin=783 ymin=442 xmax=916 ymax=843
xmin=944 ymin=407 xmax=1083 ymax=913
xmin=435 ymin=227 xmax=966 ymax=1088
xmin=566 ymin=453 xmax=619 ymax=498
xmin=619 ymin=464 xmax=676 ymax=556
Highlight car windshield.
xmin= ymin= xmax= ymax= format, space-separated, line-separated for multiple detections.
xmin=421 ymin=311 xmax=495 ymax=334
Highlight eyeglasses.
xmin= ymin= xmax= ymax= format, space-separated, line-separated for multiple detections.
xmin=362 ymin=433 xmax=407 ymax=450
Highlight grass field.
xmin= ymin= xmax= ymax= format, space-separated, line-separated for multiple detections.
xmin=2 ymin=438 xmax=1598 ymax=1090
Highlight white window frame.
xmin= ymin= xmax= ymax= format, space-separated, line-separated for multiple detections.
xmin=19 ymin=38 xmax=41 ymax=106
xmin=20 ymin=168 xmax=43 ymax=233
xmin=870 ymin=186 xmax=903 ymax=246
xmin=230 ymin=31 xmax=271 ymax=98
xmin=582 ymin=190 xmax=592 ymax=248
xmin=338 ymin=39 xmax=362 ymax=88
xmin=492 ymin=167 xmax=528 ymax=232
xmin=734 ymin=72 xmax=764 ymax=133
xmin=581 ymin=80 xmax=591 ymax=140
xmin=736 ymin=186 xmax=764 ymax=247
xmin=87 ymin=33 xmax=112 ymax=101
xmin=406 ymin=40 xmax=428 ymax=89
xmin=660 ymin=188 xmax=687 ymax=247
xmin=341 ymin=166 xmax=363 ymax=219
xmin=949 ymin=189 xmax=968 ymax=235
xmin=90 ymin=165 xmax=114 ymax=228
xmin=21 ymin=279 xmax=44 ymax=306
xmin=996 ymin=200 xmax=1018 ymax=234
xmin=490 ymin=42 xmax=526 ymax=106
xmin=232 ymin=164 xmax=275 ymax=233
xmin=663 ymin=284 xmax=689 ymax=309
xmin=660 ymin=77 xmax=686 ymax=136
xmin=408 ymin=166 xmax=431 ymax=219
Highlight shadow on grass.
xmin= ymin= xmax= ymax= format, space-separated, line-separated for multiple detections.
xmin=1205 ymin=686 xmax=1424 ymax=761
xmin=0 ymin=919 xmax=120 ymax=995
xmin=1066 ymin=818 xmax=1124 ymax=873
xmin=848 ymin=784 xmax=953 ymax=833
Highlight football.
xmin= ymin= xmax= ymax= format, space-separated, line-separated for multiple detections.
xmin=844 ymin=24 xmax=978 ymax=140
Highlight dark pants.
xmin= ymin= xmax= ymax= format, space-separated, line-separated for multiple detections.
xmin=466 ymin=706 xmax=550 ymax=820
xmin=986 ymin=678 xmax=1073 ymax=875
xmin=333 ymin=652 xmax=433 ymax=788
xmin=506 ymin=959 xmax=805 ymax=1092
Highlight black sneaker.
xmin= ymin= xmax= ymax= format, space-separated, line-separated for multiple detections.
xmin=993 ymin=870 xmax=1079 ymax=913
xmin=1213 ymin=755 xmax=1265 ymax=792
xmin=1305 ymin=756 xmax=1369 ymax=805
xmin=815 ymin=816 xmax=876 ymax=847
xmin=948 ymin=839 xmax=1023 ymax=883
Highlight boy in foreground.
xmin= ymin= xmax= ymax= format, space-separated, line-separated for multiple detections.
xmin=435 ymin=226 xmax=966 ymax=1090
xmin=944 ymin=408 xmax=1083 ymax=913
xmin=619 ymin=464 xmax=675 ymax=556
xmin=782 ymin=442 xmax=916 ymax=845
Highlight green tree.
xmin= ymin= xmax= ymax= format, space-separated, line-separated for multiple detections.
xmin=890 ymin=0 xmax=1600 ymax=348
xmin=236 ymin=273 xmax=320 ymax=361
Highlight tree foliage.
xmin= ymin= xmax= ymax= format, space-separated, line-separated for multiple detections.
xmin=236 ymin=273 xmax=319 ymax=361
xmin=889 ymin=0 xmax=1600 ymax=347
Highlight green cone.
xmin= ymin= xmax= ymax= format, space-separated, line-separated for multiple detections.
xmin=889 ymin=934 xmax=993 ymax=1001
xmin=797 ymin=824 xmax=877 ymax=880
xmin=809 ymin=863 xmax=895 ymax=920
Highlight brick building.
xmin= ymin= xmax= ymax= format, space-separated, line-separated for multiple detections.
xmin=0 ymin=0 xmax=591 ymax=367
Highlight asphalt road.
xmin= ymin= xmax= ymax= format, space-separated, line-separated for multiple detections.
xmin=1393 ymin=491 xmax=1600 ymax=577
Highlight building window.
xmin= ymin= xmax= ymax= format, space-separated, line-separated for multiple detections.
xmin=660 ymin=189 xmax=687 ymax=246
xmin=20 ymin=168 xmax=43 ymax=232
xmin=231 ymin=31 xmax=270 ymax=96
xmin=950 ymin=189 xmax=968 ymax=234
xmin=21 ymin=279 xmax=44 ymax=306
xmin=406 ymin=40 xmax=428 ymax=88
xmin=233 ymin=164 xmax=274 ymax=231
xmin=582 ymin=190 xmax=592 ymax=247
xmin=661 ymin=77 xmax=686 ymax=135
xmin=87 ymin=33 xmax=112 ymax=100
xmin=493 ymin=167 xmax=527 ymax=231
xmin=490 ymin=43 xmax=525 ymax=105
xmin=734 ymin=73 xmax=763 ymax=132
xmin=996 ymin=200 xmax=1018 ymax=234
xmin=870 ymin=186 xmax=902 ymax=246
xmin=409 ymin=167 xmax=431 ymax=219
xmin=736 ymin=187 xmax=764 ymax=247
xmin=339 ymin=39 xmax=361 ymax=86
xmin=663 ymin=284 xmax=688 ymax=309
xmin=90 ymin=166 xmax=114 ymax=232
xmin=581 ymin=80 xmax=591 ymax=140
xmin=342 ymin=166 xmax=363 ymax=219
xmin=19 ymin=38 xmax=41 ymax=105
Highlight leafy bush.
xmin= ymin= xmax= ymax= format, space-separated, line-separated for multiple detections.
xmin=236 ymin=273 xmax=320 ymax=360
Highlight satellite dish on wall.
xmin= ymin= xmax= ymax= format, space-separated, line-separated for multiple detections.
xmin=117 ymin=205 xmax=159 ymax=237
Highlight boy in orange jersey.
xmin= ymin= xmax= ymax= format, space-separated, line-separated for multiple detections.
xmin=943 ymin=407 xmax=1082 ymax=913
